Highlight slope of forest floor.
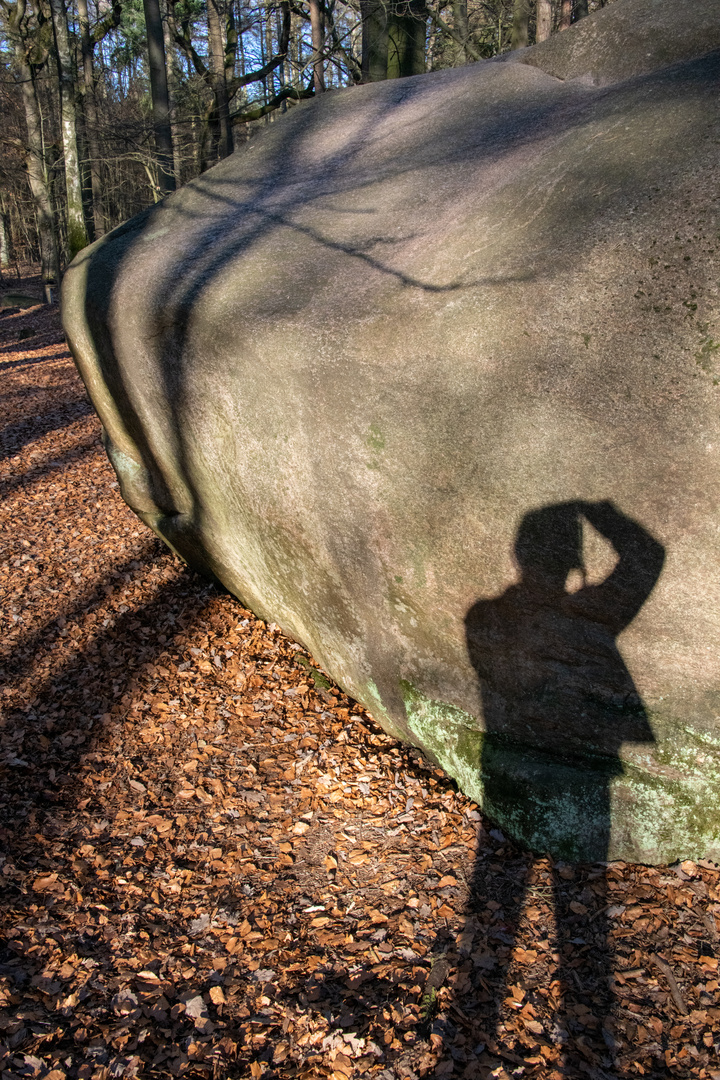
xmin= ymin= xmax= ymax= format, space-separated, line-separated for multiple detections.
xmin=1 ymin=272 xmax=719 ymax=1080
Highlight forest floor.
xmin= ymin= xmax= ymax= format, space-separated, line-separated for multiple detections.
xmin=1 ymin=270 xmax=719 ymax=1080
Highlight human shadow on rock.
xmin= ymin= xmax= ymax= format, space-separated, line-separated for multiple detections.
xmin=459 ymin=500 xmax=665 ymax=1072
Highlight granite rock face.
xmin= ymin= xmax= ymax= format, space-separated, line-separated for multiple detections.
xmin=505 ymin=0 xmax=720 ymax=86
xmin=63 ymin=0 xmax=720 ymax=861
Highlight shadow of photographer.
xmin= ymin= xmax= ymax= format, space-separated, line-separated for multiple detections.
xmin=454 ymin=500 xmax=665 ymax=1074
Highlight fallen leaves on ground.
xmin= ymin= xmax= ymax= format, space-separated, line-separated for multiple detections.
xmin=1 ymin=272 xmax=719 ymax=1080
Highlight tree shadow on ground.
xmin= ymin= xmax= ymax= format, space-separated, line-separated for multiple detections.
xmin=0 ymin=402 xmax=94 ymax=463
xmin=0 ymin=555 xmax=216 ymax=857
xmin=0 ymin=353 xmax=72 ymax=373
xmin=0 ymin=435 xmax=100 ymax=501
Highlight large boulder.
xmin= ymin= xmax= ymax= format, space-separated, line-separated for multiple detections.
xmin=63 ymin=0 xmax=720 ymax=862
xmin=506 ymin=0 xmax=720 ymax=85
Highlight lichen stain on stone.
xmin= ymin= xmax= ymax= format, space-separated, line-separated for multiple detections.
xmin=400 ymin=679 xmax=486 ymax=807
xmin=363 ymin=679 xmax=406 ymax=742
xmin=366 ymin=422 xmax=386 ymax=453
xmin=365 ymin=422 xmax=386 ymax=471
xmin=398 ymin=681 xmax=720 ymax=863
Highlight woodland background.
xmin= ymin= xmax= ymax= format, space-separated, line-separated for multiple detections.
xmin=1 ymin=0 xmax=614 ymax=291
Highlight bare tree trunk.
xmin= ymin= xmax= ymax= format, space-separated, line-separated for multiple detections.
xmin=536 ymin=0 xmax=552 ymax=41
xmin=309 ymin=0 xmax=325 ymax=92
xmin=10 ymin=21 xmax=60 ymax=284
xmin=74 ymin=94 xmax=95 ymax=242
xmin=143 ymin=0 xmax=176 ymax=192
xmin=296 ymin=10 xmax=303 ymax=80
xmin=161 ymin=0 xmax=183 ymax=186
xmin=559 ymin=0 xmax=572 ymax=30
xmin=259 ymin=0 xmax=267 ymax=104
xmin=192 ymin=116 xmax=201 ymax=175
xmin=264 ymin=0 xmax=274 ymax=99
xmin=360 ymin=0 xmax=388 ymax=82
xmin=207 ymin=0 xmax=233 ymax=158
xmin=350 ymin=7 xmax=362 ymax=74
xmin=574 ymin=0 xmax=589 ymax=18
xmin=49 ymin=0 xmax=90 ymax=258
xmin=275 ymin=5 xmax=288 ymax=108
xmin=452 ymin=0 xmax=469 ymax=63
xmin=0 ymin=198 xmax=11 ymax=271
xmin=391 ymin=0 xmax=426 ymax=77
xmin=77 ymin=0 xmax=105 ymax=237
xmin=510 ymin=0 xmax=530 ymax=49
xmin=239 ymin=12 xmax=247 ymax=77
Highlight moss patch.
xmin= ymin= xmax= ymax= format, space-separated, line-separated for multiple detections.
xmin=399 ymin=681 xmax=720 ymax=863
xmin=296 ymin=655 xmax=333 ymax=690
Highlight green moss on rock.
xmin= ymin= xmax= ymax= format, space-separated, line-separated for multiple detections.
xmin=400 ymin=681 xmax=720 ymax=862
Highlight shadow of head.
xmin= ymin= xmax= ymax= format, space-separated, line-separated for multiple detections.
xmin=514 ymin=501 xmax=585 ymax=593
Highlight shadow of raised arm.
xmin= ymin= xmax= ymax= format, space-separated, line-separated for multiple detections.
xmin=574 ymin=500 xmax=665 ymax=633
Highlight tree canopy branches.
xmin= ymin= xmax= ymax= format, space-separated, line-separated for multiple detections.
xmin=0 ymin=0 xmax=613 ymax=283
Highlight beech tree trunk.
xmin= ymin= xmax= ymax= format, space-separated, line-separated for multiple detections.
xmin=559 ymin=0 xmax=572 ymax=29
xmin=363 ymin=0 xmax=424 ymax=81
xmin=360 ymin=0 xmax=389 ymax=81
xmin=452 ymin=0 xmax=470 ymax=62
xmin=49 ymin=0 xmax=89 ymax=258
xmin=11 ymin=21 xmax=60 ymax=283
xmin=510 ymin=0 xmax=531 ymax=49
xmin=143 ymin=0 xmax=176 ymax=192
xmin=265 ymin=0 xmax=274 ymax=98
xmin=309 ymin=0 xmax=325 ymax=92
xmin=387 ymin=0 xmax=426 ymax=78
xmin=536 ymin=0 xmax=552 ymax=41
xmin=207 ymin=0 xmax=233 ymax=159
xmin=275 ymin=6 xmax=288 ymax=105
xmin=77 ymin=0 xmax=105 ymax=238
xmin=161 ymin=0 xmax=183 ymax=186
xmin=0 ymin=199 xmax=11 ymax=270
